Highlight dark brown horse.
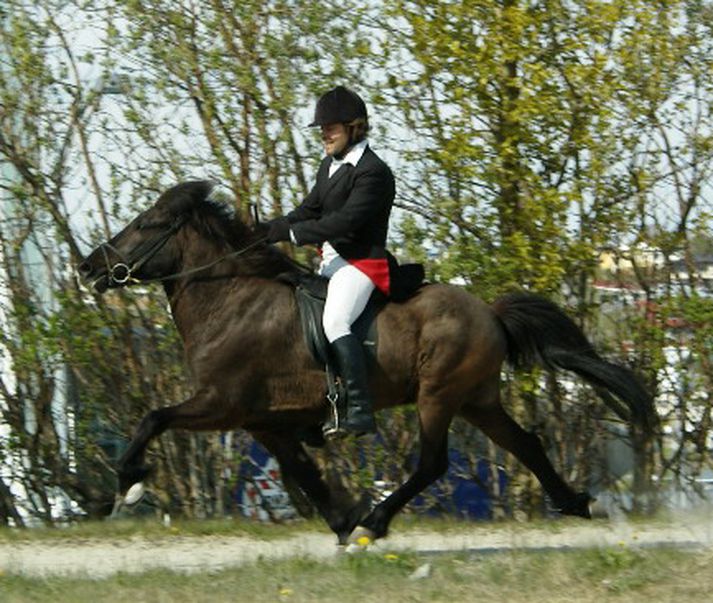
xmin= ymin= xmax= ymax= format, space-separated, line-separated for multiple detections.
xmin=78 ymin=181 xmax=655 ymax=545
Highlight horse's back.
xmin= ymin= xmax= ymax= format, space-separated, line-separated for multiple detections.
xmin=373 ymin=284 xmax=507 ymax=404
xmin=380 ymin=282 xmax=498 ymax=335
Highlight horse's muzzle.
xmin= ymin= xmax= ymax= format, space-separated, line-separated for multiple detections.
xmin=77 ymin=260 xmax=110 ymax=293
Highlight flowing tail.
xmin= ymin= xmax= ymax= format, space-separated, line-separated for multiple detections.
xmin=492 ymin=292 xmax=657 ymax=433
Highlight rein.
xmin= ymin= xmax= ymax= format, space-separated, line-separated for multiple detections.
xmin=100 ymin=217 xmax=268 ymax=287
xmin=137 ymin=237 xmax=269 ymax=285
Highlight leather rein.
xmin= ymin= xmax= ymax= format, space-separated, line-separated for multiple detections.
xmin=99 ymin=216 xmax=268 ymax=287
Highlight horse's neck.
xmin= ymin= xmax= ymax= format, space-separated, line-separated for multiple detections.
xmin=164 ymin=238 xmax=270 ymax=339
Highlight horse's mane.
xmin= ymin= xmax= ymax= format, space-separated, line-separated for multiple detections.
xmin=189 ymin=199 xmax=301 ymax=277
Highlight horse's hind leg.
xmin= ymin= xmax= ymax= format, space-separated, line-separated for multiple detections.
xmin=459 ymin=383 xmax=591 ymax=518
xmin=353 ymin=393 xmax=453 ymax=541
xmin=254 ymin=431 xmax=370 ymax=545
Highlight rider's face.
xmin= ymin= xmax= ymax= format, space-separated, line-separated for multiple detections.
xmin=321 ymin=123 xmax=349 ymax=157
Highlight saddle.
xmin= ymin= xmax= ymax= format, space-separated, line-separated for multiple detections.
xmin=277 ymin=264 xmax=425 ymax=444
xmin=279 ymin=262 xmax=425 ymax=365
xmin=278 ymin=271 xmax=381 ymax=369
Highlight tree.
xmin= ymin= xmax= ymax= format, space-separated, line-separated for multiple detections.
xmin=0 ymin=0 xmax=374 ymax=523
xmin=0 ymin=0 xmax=710 ymax=524
xmin=376 ymin=0 xmax=712 ymax=514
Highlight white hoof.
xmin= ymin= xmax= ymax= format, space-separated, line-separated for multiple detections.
xmin=346 ymin=525 xmax=376 ymax=552
xmin=344 ymin=543 xmax=366 ymax=554
xmin=124 ymin=482 xmax=145 ymax=506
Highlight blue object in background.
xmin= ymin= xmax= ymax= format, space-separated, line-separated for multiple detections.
xmin=411 ymin=449 xmax=508 ymax=519
xmin=233 ymin=441 xmax=507 ymax=521
xmin=233 ymin=440 xmax=298 ymax=521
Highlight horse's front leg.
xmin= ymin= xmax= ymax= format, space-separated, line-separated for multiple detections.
xmin=254 ymin=431 xmax=370 ymax=545
xmin=114 ymin=388 xmax=225 ymax=511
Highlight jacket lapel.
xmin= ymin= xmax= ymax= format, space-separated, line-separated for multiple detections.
xmin=321 ymin=162 xmax=352 ymax=198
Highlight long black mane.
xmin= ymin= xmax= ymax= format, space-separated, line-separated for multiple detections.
xmin=186 ymin=198 xmax=301 ymax=278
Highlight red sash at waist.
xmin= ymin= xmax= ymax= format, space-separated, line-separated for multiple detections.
xmin=348 ymin=258 xmax=390 ymax=296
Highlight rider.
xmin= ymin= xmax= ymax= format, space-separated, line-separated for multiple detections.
xmin=264 ymin=85 xmax=396 ymax=438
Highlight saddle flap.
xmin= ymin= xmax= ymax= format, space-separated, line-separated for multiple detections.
xmin=279 ymin=269 xmax=383 ymax=368
xmin=293 ymin=285 xmax=381 ymax=369
xmin=295 ymin=286 xmax=332 ymax=366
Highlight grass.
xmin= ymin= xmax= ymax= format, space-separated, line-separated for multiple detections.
xmin=0 ymin=516 xmax=329 ymax=543
xmin=2 ymin=513 xmax=712 ymax=601
xmin=0 ymin=508 xmax=700 ymax=543
xmin=1 ymin=547 xmax=711 ymax=602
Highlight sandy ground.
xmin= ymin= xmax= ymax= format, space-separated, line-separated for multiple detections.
xmin=2 ymin=514 xmax=713 ymax=578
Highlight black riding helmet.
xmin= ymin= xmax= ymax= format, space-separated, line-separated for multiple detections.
xmin=309 ymin=85 xmax=368 ymax=127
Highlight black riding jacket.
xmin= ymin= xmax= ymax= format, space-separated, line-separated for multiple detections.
xmin=287 ymin=145 xmax=395 ymax=262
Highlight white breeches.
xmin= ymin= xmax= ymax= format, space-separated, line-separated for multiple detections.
xmin=319 ymin=254 xmax=375 ymax=343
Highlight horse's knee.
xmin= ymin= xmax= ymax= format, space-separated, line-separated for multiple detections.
xmin=159 ymin=391 xmax=232 ymax=431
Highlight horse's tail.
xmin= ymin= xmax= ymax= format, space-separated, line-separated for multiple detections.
xmin=492 ymin=291 xmax=656 ymax=433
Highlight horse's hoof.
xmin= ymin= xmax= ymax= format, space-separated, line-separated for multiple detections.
xmin=124 ymin=481 xmax=145 ymax=506
xmin=345 ymin=526 xmax=376 ymax=553
xmin=559 ymin=492 xmax=593 ymax=519
xmin=589 ymin=498 xmax=609 ymax=519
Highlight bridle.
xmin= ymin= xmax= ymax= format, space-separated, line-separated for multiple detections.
xmin=100 ymin=215 xmax=188 ymax=286
xmin=99 ymin=215 xmax=267 ymax=287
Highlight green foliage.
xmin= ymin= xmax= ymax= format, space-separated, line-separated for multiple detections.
xmin=374 ymin=0 xmax=713 ymax=513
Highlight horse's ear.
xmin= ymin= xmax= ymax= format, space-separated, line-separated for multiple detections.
xmin=158 ymin=180 xmax=216 ymax=215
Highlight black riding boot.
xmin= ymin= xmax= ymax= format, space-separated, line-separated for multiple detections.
xmin=323 ymin=334 xmax=377 ymax=438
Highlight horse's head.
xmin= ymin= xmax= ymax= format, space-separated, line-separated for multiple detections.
xmin=78 ymin=180 xmax=215 ymax=292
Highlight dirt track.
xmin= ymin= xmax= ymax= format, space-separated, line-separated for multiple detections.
xmin=2 ymin=515 xmax=712 ymax=578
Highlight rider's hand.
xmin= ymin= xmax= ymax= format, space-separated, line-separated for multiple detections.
xmin=265 ymin=217 xmax=291 ymax=243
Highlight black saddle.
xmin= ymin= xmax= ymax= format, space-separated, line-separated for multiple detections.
xmin=277 ymin=265 xmax=425 ymax=445
xmin=278 ymin=262 xmax=426 ymax=366
xmin=278 ymin=271 xmax=381 ymax=368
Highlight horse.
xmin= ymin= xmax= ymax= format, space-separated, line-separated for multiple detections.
xmin=78 ymin=180 xmax=656 ymax=546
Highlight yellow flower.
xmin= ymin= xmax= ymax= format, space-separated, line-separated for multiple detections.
xmin=384 ymin=554 xmax=399 ymax=561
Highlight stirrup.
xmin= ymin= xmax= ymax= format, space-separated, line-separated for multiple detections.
xmin=322 ymin=389 xmax=344 ymax=439
xmin=322 ymin=423 xmax=349 ymax=439
xmin=322 ymin=414 xmax=376 ymax=439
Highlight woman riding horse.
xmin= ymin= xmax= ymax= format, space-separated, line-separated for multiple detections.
xmin=264 ymin=85 xmax=405 ymax=438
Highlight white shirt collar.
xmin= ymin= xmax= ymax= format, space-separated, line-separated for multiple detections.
xmin=329 ymin=139 xmax=368 ymax=177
